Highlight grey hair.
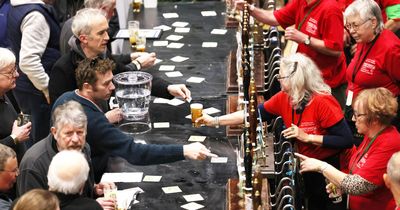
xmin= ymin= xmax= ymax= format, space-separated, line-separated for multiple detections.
xmin=387 ymin=151 xmax=400 ymax=184
xmin=0 ymin=144 xmax=16 ymax=171
xmin=0 ymin=48 xmax=16 ymax=71
xmin=344 ymin=0 xmax=384 ymax=34
xmin=52 ymin=100 xmax=87 ymax=130
xmin=280 ymin=53 xmax=331 ymax=109
xmin=47 ymin=150 xmax=90 ymax=194
xmin=71 ymin=8 xmax=107 ymax=37
xmin=84 ymin=0 xmax=115 ymax=8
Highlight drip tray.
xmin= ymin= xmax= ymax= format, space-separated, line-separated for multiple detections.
xmin=119 ymin=122 xmax=151 ymax=135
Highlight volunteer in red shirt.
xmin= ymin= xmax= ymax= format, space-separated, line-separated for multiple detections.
xmin=197 ymin=53 xmax=353 ymax=210
xmin=298 ymin=87 xmax=400 ymax=210
xmin=235 ymin=0 xmax=347 ymax=109
xmin=343 ymin=0 xmax=400 ymax=135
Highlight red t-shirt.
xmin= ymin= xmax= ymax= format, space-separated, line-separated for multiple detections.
xmin=263 ymin=91 xmax=343 ymax=159
xmin=347 ymin=126 xmax=400 ymax=210
xmin=346 ymin=30 xmax=400 ymax=99
xmin=274 ymin=0 xmax=346 ymax=88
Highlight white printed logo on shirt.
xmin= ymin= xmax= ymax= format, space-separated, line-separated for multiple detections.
xmin=306 ymin=18 xmax=318 ymax=35
xmin=360 ymin=59 xmax=376 ymax=75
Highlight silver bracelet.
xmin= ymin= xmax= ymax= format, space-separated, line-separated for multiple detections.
xmin=214 ymin=116 xmax=220 ymax=128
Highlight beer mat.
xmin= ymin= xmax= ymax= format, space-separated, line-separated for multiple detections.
xmin=168 ymin=98 xmax=185 ymax=106
xmin=162 ymin=186 xmax=182 ymax=194
xmin=153 ymin=40 xmax=168 ymax=46
xmin=175 ymin=27 xmax=190 ymax=33
xmin=153 ymin=24 xmax=172 ymax=31
xmin=188 ymin=135 xmax=207 ymax=142
xmin=172 ymin=21 xmax=189 ymax=27
xmin=166 ymin=35 xmax=183 ymax=41
xmin=210 ymin=157 xmax=228 ymax=163
xmin=202 ymin=42 xmax=218 ymax=48
xmin=181 ymin=202 xmax=204 ymax=210
xmin=142 ymin=175 xmax=162 ymax=182
xmin=183 ymin=194 xmax=204 ymax=202
xmin=101 ymin=172 xmax=143 ymax=183
xmin=154 ymin=58 xmax=162 ymax=65
xmin=170 ymin=56 xmax=189 ymax=62
xmin=185 ymin=114 xmax=191 ymax=119
xmin=167 ymin=42 xmax=185 ymax=49
xmin=134 ymin=140 xmax=147 ymax=144
xmin=210 ymin=29 xmax=227 ymax=35
xmin=159 ymin=65 xmax=175 ymax=71
xmin=153 ymin=122 xmax=170 ymax=128
xmin=163 ymin=13 xmax=179 ymax=18
xmin=201 ymin=11 xmax=217 ymax=16
xmin=153 ymin=97 xmax=170 ymax=104
xmin=186 ymin=77 xmax=205 ymax=83
xmin=114 ymin=29 xmax=162 ymax=39
xmin=203 ymin=107 xmax=220 ymax=115
xmin=165 ymin=71 xmax=183 ymax=78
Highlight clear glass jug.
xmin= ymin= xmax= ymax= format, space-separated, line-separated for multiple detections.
xmin=113 ymin=71 xmax=152 ymax=134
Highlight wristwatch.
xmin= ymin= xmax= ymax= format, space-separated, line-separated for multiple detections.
xmin=304 ymin=36 xmax=311 ymax=46
xmin=132 ymin=60 xmax=141 ymax=70
xmin=10 ymin=134 xmax=18 ymax=144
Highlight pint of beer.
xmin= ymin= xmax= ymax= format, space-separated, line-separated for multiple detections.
xmin=136 ymin=35 xmax=146 ymax=52
xmin=190 ymin=103 xmax=203 ymax=127
xmin=128 ymin=21 xmax=139 ymax=51
xmin=132 ymin=0 xmax=142 ymax=13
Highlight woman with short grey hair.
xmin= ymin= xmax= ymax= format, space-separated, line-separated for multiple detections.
xmin=343 ymin=0 xmax=400 ymax=137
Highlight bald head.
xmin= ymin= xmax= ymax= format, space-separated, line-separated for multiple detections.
xmin=47 ymin=150 xmax=90 ymax=194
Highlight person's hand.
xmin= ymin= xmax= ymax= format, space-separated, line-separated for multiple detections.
xmin=284 ymin=27 xmax=308 ymax=44
xmin=94 ymin=182 xmax=116 ymax=196
xmin=195 ymin=113 xmax=215 ymax=127
xmin=105 ymin=108 xmax=123 ymax=124
xmin=281 ymin=124 xmax=309 ymax=142
xmin=167 ymin=84 xmax=191 ymax=101
xmin=135 ymin=52 xmax=156 ymax=69
xmin=130 ymin=52 xmax=148 ymax=60
xmin=183 ymin=142 xmax=218 ymax=160
xmin=96 ymin=197 xmax=116 ymax=210
xmin=11 ymin=120 xmax=31 ymax=142
xmin=295 ymin=153 xmax=326 ymax=173
xmin=234 ymin=0 xmax=247 ymax=10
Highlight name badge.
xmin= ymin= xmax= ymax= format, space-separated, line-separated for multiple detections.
xmin=346 ymin=90 xmax=353 ymax=106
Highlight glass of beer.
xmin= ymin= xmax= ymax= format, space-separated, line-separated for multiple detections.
xmin=132 ymin=0 xmax=142 ymax=13
xmin=190 ymin=103 xmax=203 ymax=127
xmin=104 ymin=185 xmax=118 ymax=210
xmin=136 ymin=34 xmax=146 ymax=52
xmin=17 ymin=113 xmax=31 ymax=126
xmin=128 ymin=21 xmax=140 ymax=51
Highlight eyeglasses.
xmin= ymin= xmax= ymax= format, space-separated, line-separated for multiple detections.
xmin=277 ymin=61 xmax=298 ymax=80
xmin=345 ymin=19 xmax=370 ymax=31
xmin=0 ymin=66 xmax=18 ymax=78
xmin=0 ymin=167 xmax=19 ymax=175
xmin=353 ymin=112 xmax=367 ymax=120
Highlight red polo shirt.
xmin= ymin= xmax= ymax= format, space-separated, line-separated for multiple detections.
xmin=274 ymin=0 xmax=347 ymax=88
xmin=347 ymin=126 xmax=400 ymax=210
xmin=264 ymin=91 xmax=343 ymax=159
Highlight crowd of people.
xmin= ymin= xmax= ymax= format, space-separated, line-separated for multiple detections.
xmin=0 ymin=0 xmax=399 ymax=209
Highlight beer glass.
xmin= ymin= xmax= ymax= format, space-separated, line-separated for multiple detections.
xmin=17 ymin=113 xmax=31 ymax=126
xmin=326 ymin=180 xmax=343 ymax=203
xmin=104 ymin=186 xmax=118 ymax=210
xmin=135 ymin=34 xmax=146 ymax=52
xmin=132 ymin=0 xmax=142 ymax=13
xmin=190 ymin=103 xmax=203 ymax=127
xmin=128 ymin=21 xmax=139 ymax=51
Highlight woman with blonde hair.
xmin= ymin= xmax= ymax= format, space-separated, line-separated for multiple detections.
xmin=197 ymin=53 xmax=353 ymax=209
xmin=13 ymin=189 xmax=59 ymax=210
xmin=298 ymin=87 xmax=400 ymax=210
